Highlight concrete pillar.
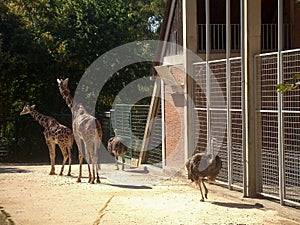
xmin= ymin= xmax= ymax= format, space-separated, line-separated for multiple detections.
xmin=242 ymin=0 xmax=261 ymax=197
xmin=182 ymin=0 xmax=198 ymax=160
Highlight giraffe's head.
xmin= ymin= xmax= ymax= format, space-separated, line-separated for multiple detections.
xmin=20 ymin=104 xmax=36 ymax=115
xmin=57 ymin=78 xmax=70 ymax=96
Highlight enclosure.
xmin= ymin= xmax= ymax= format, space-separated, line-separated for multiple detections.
xmin=191 ymin=48 xmax=300 ymax=207
xmin=109 ymin=103 xmax=162 ymax=166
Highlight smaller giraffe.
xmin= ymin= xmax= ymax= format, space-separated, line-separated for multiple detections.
xmin=20 ymin=104 xmax=74 ymax=176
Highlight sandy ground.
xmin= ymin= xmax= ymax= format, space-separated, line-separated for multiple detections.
xmin=0 ymin=163 xmax=299 ymax=225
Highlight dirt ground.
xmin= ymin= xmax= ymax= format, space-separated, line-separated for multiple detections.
xmin=0 ymin=163 xmax=299 ymax=225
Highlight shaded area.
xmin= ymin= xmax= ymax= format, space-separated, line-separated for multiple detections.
xmin=211 ymin=201 xmax=264 ymax=209
xmin=0 ymin=167 xmax=31 ymax=174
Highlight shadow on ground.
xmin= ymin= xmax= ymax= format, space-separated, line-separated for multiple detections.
xmin=124 ymin=166 xmax=150 ymax=174
xmin=105 ymin=183 xmax=152 ymax=189
xmin=211 ymin=201 xmax=264 ymax=209
xmin=0 ymin=167 xmax=31 ymax=174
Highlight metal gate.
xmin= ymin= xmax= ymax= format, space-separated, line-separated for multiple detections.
xmin=255 ymin=49 xmax=300 ymax=206
xmin=110 ymin=104 xmax=162 ymax=166
xmin=193 ymin=50 xmax=300 ymax=206
xmin=193 ymin=57 xmax=244 ymax=189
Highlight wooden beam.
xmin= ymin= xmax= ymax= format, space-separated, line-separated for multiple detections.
xmin=139 ymin=79 xmax=161 ymax=164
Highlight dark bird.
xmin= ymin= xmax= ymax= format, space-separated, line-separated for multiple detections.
xmin=186 ymin=138 xmax=222 ymax=201
xmin=107 ymin=129 xmax=128 ymax=170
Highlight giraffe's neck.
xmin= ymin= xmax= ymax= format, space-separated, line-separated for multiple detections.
xmin=61 ymin=89 xmax=74 ymax=110
xmin=29 ymin=110 xmax=53 ymax=129
xmin=60 ymin=88 xmax=87 ymax=117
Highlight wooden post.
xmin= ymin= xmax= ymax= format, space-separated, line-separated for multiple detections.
xmin=139 ymin=80 xmax=161 ymax=164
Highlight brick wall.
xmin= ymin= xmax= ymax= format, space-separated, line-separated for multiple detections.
xmin=163 ymin=65 xmax=185 ymax=170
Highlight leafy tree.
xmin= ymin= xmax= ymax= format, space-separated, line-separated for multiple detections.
xmin=1 ymin=0 xmax=167 ymax=116
xmin=0 ymin=0 xmax=167 ymax=161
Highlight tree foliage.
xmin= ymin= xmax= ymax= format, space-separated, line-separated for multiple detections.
xmin=0 ymin=0 xmax=166 ymax=161
xmin=0 ymin=0 xmax=167 ymax=119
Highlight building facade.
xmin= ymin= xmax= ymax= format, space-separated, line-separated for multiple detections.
xmin=147 ymin=0 xmax=300 ymax=206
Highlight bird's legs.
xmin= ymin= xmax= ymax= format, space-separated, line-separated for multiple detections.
xmin=202 ymin=179 xmax=208 ymax=199
xmin=115 ymin=155 xmax=119 ymax=170
xmin=197 ymin=178 xmax=205 ymax=202
xmin=121 ymin=152 xmax=125 ymax=171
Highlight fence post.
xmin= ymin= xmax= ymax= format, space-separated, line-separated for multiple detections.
xmin=277 ymin=0 xmax=285 ymax=206
xmin=226 ymin=0 xmax=233 ymax=190
xmin=205 ymin=0 xmax=211 ymax=153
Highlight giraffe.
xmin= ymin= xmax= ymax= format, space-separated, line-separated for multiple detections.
xmin=57 ymin=78 xmax=102 ymax=184
xmin=20 ymin=104 xmax=74 ymax=176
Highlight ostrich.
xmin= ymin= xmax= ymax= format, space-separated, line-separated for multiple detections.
xmin=107 ymin=129 xmax=128 ymax=170
xmin=186 ymin=138 xmax=222 ymax=201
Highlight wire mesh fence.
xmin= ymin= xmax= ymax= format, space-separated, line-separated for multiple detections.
xmin=255 ymin=52 xmax=279 ymax=198
xmin=193 ymin=57 xmax=244 ymax=188
xmin=282 ymin=50 xmax=300 ymax=204
xmin=255 ymin=49 xmax=300 ymax=205
xmin=146 ymin=102 xmax=163 ymax=167
xmin=230 ymin=58 xmax=243 ymax=187
xmin=184 ymin=48 xmax=300 ymax=206
xmin=110 ymin=104 xmax=162 ymax=166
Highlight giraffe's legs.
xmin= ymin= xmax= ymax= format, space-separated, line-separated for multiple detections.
xmin=96 ymin=163 xmax=101 ymax=183
xmin=45 ymin=139 xmax=56 ymax=175
xmin=85 ymin=142 xmax=93 ymax=184
xmin=91 ymin=143 xmax=100 ymax=184
xmin=92 ymin=151 xmax=101 ymax=184
xmin=91 ymin=163 xmax=96 ymax=184
xmin=67 ymin=146 xmax=72 ymax=176
xmin=95 ymin=141 xmax=101 ymax=183
xmin=59 ymin=153 xmax=67 ymax=176
xmin=87 ymin=162 xmax=93 ymax=184
xmin=59 ymin=144 xmax=68 ymax=176
xmin=77 ymin=152 xmax=83 ymax=182
xmin=76 ymin=138 xmax=84 ymax=182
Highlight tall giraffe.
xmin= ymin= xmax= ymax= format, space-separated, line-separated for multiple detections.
xmin=57 ymin=78 xmax=102 ymax=184
xmin=20 ymin=104 xmax=74 ymax=176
